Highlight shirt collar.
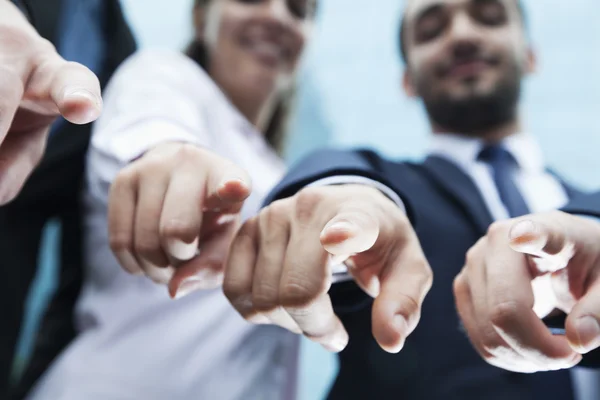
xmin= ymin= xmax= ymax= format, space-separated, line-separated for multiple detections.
xmin=429 ymin=132 xmax=545 ymax=173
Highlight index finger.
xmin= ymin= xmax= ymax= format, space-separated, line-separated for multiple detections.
xmin=201 ymin=154 xmax=252 ymax=213
xmin=371 ymin=230 xmax=432 ymax=353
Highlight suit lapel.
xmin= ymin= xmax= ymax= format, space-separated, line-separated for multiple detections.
xmin=422 ymin=155 xmax=494 ymax=235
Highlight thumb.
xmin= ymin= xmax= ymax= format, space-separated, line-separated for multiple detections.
xmin=320 ymin=210 xmax=380 ymax=297
xmin=319 ymin=210 xmax=379 ymax=256
xmin=509 ymin=218 xmax=574 ymax=274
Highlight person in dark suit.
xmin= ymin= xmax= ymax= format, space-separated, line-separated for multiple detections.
xmin=217 ymin=0 xmax=600 ymax=399
xmin=1 ymin=1 xmax=135 ymax=398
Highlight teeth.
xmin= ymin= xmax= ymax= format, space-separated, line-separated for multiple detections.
xmin=249 ymin=41 xmax=282 ymax=60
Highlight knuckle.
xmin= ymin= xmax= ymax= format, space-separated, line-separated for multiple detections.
xmin=134 ymin=234 xmax=160 ymax=258
xmin=0 ymin=69 xmax=22 ymax=107
xmin=222 ymin=280 xmax=245 ymax=303
xmin=453 ymin=273 xmax=466 ymax=297
xmin=465 ymin=246 xmax=479 ymax=266
xmin=172 ymin=143 xmax=202 ymax=162
xmin=113 ymin=165 xmax=137 ymax=188
xmin=160 ymin=219 xmax=195 ymax=240
xmin=280 ymin=277 xmax=324 ymax=308
xmin=36 ymin=38 xmax=57 ymax=54
xmin=0 ymin=24 xmax=33 ymax=54
xmin=421 ymin=261 xmax=434 ymax=290
xmin=486 ymin=221 xmax=508 ymax=240
xmin=294 ymin=187 xmax=325 ymax=222
xmin=108 ymin=233 xmax=132 ymax=254
xmin=140 ymin=153 xmax=169 ymax=172
xmin=252 ymin=284 xmax=280 ymax=311
xmin=236 ymin=218 xmax=257 ymax=239
xmin=262 ymin=200 xmax=290 ymax=228
xmin=490 ymin=301 xmax=520 ymax=330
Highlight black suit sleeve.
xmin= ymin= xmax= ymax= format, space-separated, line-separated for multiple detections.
xmin=561 ymin=191 xmax=600 ymax=218
xmin=266 ymin=147 xmax=415 ymax=223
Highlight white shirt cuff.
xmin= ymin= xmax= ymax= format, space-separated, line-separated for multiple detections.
xmin=307 ymin=175 xmax=406 ymax=283
xmin=579 ymin=215 xmax=600 ymax=224
xmin=93 ymin=119 xmax=206 ymax=165
xmin=307 ymin=175 xmax=405 ymax=212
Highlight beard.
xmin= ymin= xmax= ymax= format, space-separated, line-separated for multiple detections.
xmin=417 ymin=64 xmax=522 ymax=136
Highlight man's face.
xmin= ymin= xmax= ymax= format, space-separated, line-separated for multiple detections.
xmin=403 ymin=0 xmax=534 ymax=134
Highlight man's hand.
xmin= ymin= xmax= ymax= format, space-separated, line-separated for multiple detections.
xmin=223 ymin=185 xmax=433 ymax=353
xmin=108 ymin=142 xmax=252 ymax=299
xmin=454 ymin=211 xmax=600 ymax=373
xmin=0 ymin=1 xmax=102 ymax=203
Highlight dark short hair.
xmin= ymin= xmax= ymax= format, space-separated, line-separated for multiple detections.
xmin=398 ymin=0 xmax=529 ymax=63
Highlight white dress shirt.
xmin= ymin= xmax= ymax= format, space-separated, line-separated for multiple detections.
xmin=428 ymin=132 xmax=599 ymax=400
xmin=28 ymin=50 xmax=298 ymax=400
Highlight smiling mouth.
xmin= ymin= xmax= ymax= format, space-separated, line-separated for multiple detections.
xmin=441 ymin=56 xmax=500 ymax=80
xmin=242 ymin=36 xmax=289 ymax=68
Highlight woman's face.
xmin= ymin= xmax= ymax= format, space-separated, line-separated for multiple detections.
xmin=196 ymin=0 xmax=314 ymax=98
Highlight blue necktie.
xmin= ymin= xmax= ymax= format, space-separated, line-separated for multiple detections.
xmin=49 ymin=0 xmax=106 ymax=137
xmin=478 ymin=144 xmax=530 ymax=218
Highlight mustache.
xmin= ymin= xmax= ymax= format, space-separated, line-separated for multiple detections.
xmin=435 ymin=52 xmax=501 ymax=77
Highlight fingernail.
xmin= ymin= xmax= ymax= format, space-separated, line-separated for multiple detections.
xmin=324 ymin=335 xmax=348 ymax=353
xmin=64 ymin=88 xmax=101 ymax=106
xmin=174 ymin=276 xmax=204 ymax=299
xmin=510 ymin=220 xmax=536 ymax=239
xmin=219 ymin=177 xmax=246 ymax=188
xmin=217 ymin=214 xmax=237 ymax=225
xmin=551 ymin=352 xmax=583 ymax=371
xmin=566 ymin=352 xmax=583 ymax=368
xmin=573 ymin=316 xmax=600 ymax=353
xmin=388 ymin=316 xmax=409 ymax=353
xmin=218 ymin=178 xmax=249 ymax=197
xmin=366 ymin=277 xmax=380 ymax=298
xmin=166 ymin=238 xmax=199 ymax=261
xmin=322 ymin=221 xmax=356 ymax=239
xmin=146 ymin=265 xmax=175 ymax=285
xmin=115 ymin=251 xmax=142 ymax=275
xmin=247 ymin=314 xmax=272 ymax=325
xmin=510 ymin=220 xmax=545 ymax=251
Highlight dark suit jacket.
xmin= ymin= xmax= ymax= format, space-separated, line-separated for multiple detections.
xmin=2 ymin=1 xmax=135 ymax=398
xmin=266 ymin=148 xmax=599 ymax=400
xmin=562 ymin=192 xmax=600 ymax=217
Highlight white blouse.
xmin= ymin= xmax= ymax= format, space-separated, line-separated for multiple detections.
xmin=29 ymin=49 xmax=298 ymax=400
